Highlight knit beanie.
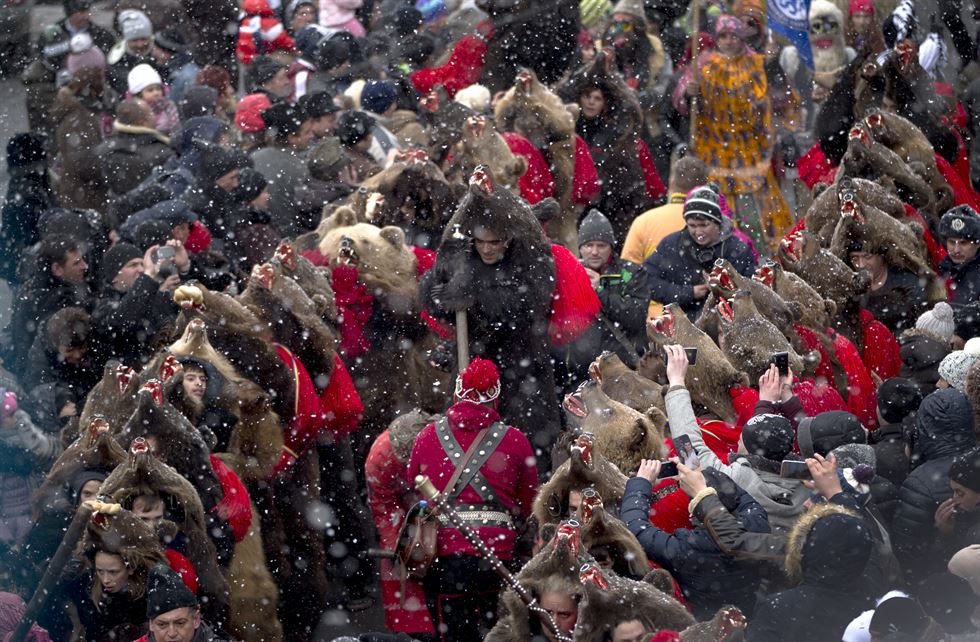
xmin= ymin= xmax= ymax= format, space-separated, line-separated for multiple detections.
xmin=360 ymin=80 xmax=398 ymax=115
xmin=877 ymin=377 xmax=924 ymax=423
xmin=915 ymin=301 xmax=955 ymax=341
xmin=298 ymin=91 xmax=339 ymax=119
xmin=581 ymin=0 xmax=613 ymax=29
xmin=415 ymin=0 xmax=447 ymax=23
xmin=683 ymin=186 xmax=723 ymax=225
xmin=295 ymin=24 xmax=328 ymax=59
xmin=101 ymin=243 xmax=142 ymax=284
xmin=869 ymin=597 xmax=930 ymax=638
xmin=949 ymin=448 xmax=980 ymax=493
xmin=66 ymin=33 xmax=106 ymax=75
xmin=940 ymin=205 xmax=980 ymax=242
xmin=127 ymin=64 xmax=163 ymax=96
xmin=453 ymin=84 xmax=491 ymax=113
xmin=611 ymin=0 xmax=645 ymax=21
xmin=63 ymin=0 xmax=92 ymax=16
xmin=234 ymin=93 xmax=272 ymax=133
xmin=145 ymin=564 xmax=197 ymax=620
xmin=198 ymin=144 xmax=250 ymax=185
xmin=154 ymin=25 xmax=188 ymax=53
xmin=307 ymin=137 xmax=349 ymax=181
xmin=178 ymin=85 xmax=217 ymax=120
xmin=245 ymin=55 xmax=287 ymax=91
xmin=741 ymin=413 xmax=795 ymax=460
xmin=232 ymin=167 xmax=268 ymax=204
xmin=938 ymin=350 xmax=978 ymax=393
xmin=337 ymin=111 xmax=373 ymax=147
xmin=393 ymin=5 xmax=424 ymax=35
xmin=966 ymin=337 xmax=980 ymax=355
xmin=454 ymin=357 xmax=501 ymax=403
xmin=796 ymin=410 xmax=866 ymax=457
xmin=578 ymin=209 xmax=616 ymax=247
xmin=119 ymin=9 xmax=153 ymax=41
xmin=949 ymin=545 xmax=980 ymax=596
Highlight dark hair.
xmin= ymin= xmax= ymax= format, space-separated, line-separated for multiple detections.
xmin=116 ymin=98 xmax=150 ymax=126
xmin=669 ymin=156 xmax=710 ymax=193
xmin=195 ymin=65 xmax=232 ymax=93
xmin=37 ymin=234 xmax=80 ymax=279
xmin=46 ymin=306 xmax=91 ymax=349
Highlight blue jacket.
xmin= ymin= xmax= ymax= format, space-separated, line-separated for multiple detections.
xmin=622 ymin=476 xmax=769 ymax=619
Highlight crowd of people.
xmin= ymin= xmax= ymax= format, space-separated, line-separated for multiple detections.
xmin=1 ymin=0 xmax=980 ymax=640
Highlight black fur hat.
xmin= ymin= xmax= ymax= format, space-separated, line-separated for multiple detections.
xmin=940 ymin=205 xmax=980 ymax=242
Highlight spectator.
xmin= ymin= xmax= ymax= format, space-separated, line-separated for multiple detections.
xmin=99 ymin=98 xmax=175 ymax=198
xmin=0 ymin=134 xmax=54 ymax=285
xmin=107 ymin=9 xmax=158 ymax=93
xmin=337 ymin=110 xmax=381 ymax=182
xmin=939 ymin=206 xmax=980 ymax=306
xmin=245 ymin=55 xmax=292 ymax=99
xmin=151 ymin=26 xmax=200 ymax=105
xmin=127 ymin=64 xmax=180 ymax=135
xmin=872 ymin=377 xmax=923 ymax=487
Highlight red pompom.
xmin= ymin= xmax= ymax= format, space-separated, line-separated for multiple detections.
xmin=460 ymin=358 xmax=499 ymax=393
xmin=649 ymin=631 xmax=682 ymax=642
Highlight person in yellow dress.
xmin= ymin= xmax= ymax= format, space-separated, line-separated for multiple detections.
xmin=673 ymin=14 xmax=793 ymax=249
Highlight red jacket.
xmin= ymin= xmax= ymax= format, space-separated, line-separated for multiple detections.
xmin=237 ymin=0 xmax=295 ymax=65
xmin=406 ymin=401 xmax=538 ymax=559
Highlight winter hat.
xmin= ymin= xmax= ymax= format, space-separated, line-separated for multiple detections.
xmin=733 ymin=0 xmax=766 ymax=25
xmin=949 ymin=448 xmax=980 ymax=492
xmin=0 ymin=592 xmax=52 ymax=642
xmin=940 ymin=205 xmax=980 ymax=242
xmin=146 ymin=564 xmax=197 ymax=620
xmin=154 ymin=25 xmax=188 ymax=53
xmin=581 ymin=0 xmax=613 ymax=29
xmin=198 ymin=144 xmax=250 ymax=185
xmin=938 ymin=350 xmax=978 ymax=392
xmin=127 ymin=64 xmax=163 ymax=96
xmin=877 ymin=377 xmax=924 ymax=423
xmin=683 ymin=186 xmax=723 ymax=225
xmin=869 ymin=597 xmax=930 ymax=638
xmin=178 ymin=85 xmax=218 ymax=120
xmin=832 ymin=442 xmax=876 ymax=468
xmin=232 ymin=168 xmax=268 ymax=204
xmin=611 ymin=0 xmax=645 ymax=21
xmin=134 ymin=220 xmax=172 ymax=251
xmin=849 ymin=0 xmax=874 ymax=14
xmin=741 ymin=413 xmax=795 ymax=460
xmin=245 ymin=55 xmax=287 ymax=91
xmin=295 ymin=24 xmax=328 ymax=59
xmin=918 ymin=33 xmax=947 ymax=79
xmin=796 ymin=410 xmax=866 ymax=457
xmin=69 ymin=468 xmax=107 ymax=502
xmin=337 ymin=111 xmax=373 ymax=147
xmin=101 ymin=243 xmax=143 ymax=284
xmin=915 ymin=301 xmax=955 ymax=341
xmin=966 ymin=337 xmax=980 ymax=355
xmin=234 ymin=93 xmax=273 ymax=133
xmin=66 ymin=33 xmax=106 ymax=75
xmin=578 ymin=209 xmax=617 ymax=247
xmin=949 ymin=545 xmax=980 ymax=596
xmin=454 ymin=84 xmax=491 ymax=113
xmin=360 ymin=80 xmax=398 ymax=115
xmin=393 ymin=5 xmax=424 ymax=35
xmin=700 ymin=468 xmax=742 ymax=514
xmin=298 ymin=91 xmax=340 ymax=119
xmin=415 ymin=0 xmax=447 ymax=23
xmin=307 ymin=137 xmax=349 ymax=180
xmin=6 ymin=133 xmax=46 ymax=168
xmin=261 ymin=102 xmax=306 ymax=138
xmin=454 ymin=357 xmax=501 ymax=403
xmin=119 ymin=9 xmax=153 ymax=42
xmin=714 ymin=14 xmax=744 ymax=36
xmin=315 ymin=33 xmax=353 ymax=71
xmin=899 ymin=330 xmax=949 ymax=393
xmin=63 ymin=0 xmax=92 ymax=16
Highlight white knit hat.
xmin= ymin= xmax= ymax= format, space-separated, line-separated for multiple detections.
xmin=915 ymin=301 xmax=955 ymax=341
xmin=965 ymin=337 xmax=980 ymax=355
xmin=119 ymin=9 xmax=153 ymax=41
xmin=453 ymin=84 xmax=491 ymax=113
xmin=127 ymin=63 xmax=163 ymax=96
xmin=938 ymin=350 xmax=978 ymax=393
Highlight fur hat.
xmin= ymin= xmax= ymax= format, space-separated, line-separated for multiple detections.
xmin=81 ymin=507 xmax=165 ymax=598
xmin=916 ymin=302 xmax=955 ymax=341
xmin=949 ymin=448 xmax=980 ymax=493
xmin=454 ymin=357 xmax=501 ymax=403
xmin=146 ymin=564 xmax=198 ymax=619
xmin=796 ymin=411 xmax=866 ymax=458
xmin=360 ymin=80 xmax=398 ymax=115
xmin=101 ymin=242 xmax=142 ymax=284
xmin=307 ymin=137 xmax=348 ymax=180
xmin=877 ymin=377 xmax=923 ymax=423
xmin=119 ymin=9 xmax=153 ymax=41
xmin=235 ymin=93 xmax=272 ymax=132
xmin=578 ymin=209 xmax=616 ymax=247
xmin=684 ymin=186 xmax=723 ymax=225
xmin=940 ymin=205 xmax=980 ymax=242
xmin=741 ymin=413 xmax=794 ymax=460
xmin=127 ymin=64 xmax=162 ymax=96
xmin=809 ymin=0 xmax=843 ymax=22
xmin=949 ymin=545 xmax=980 ymax=596
xmin=939 ymin=350 xmax=978 ymax=393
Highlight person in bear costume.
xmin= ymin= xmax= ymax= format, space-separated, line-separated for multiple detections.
xmin=421 ymin=167 xmax=562 ymax=473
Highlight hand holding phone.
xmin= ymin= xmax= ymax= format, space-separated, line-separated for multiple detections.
xmin=779 ymin=460 xmax=811 ymax=480
xmin=673 ymin=434 xmax=700 ymax=470
xmin=771 ymin=352 xmax=789 ymax=377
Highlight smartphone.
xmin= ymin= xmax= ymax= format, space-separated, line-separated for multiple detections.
xmin=771 ymin=351 xmax=789 ymax=377
xmin=157 ymin=245 xmax=176 ymax=262
xmin=780 ymin=460 xmax=811 ymax=480
xmin=673 ymin=434 xmax=700 ymax=469
xmin=684 ymin=347 xmax=698 ymax=366
xmin=658 ymin=461 xmax=679 ymax=478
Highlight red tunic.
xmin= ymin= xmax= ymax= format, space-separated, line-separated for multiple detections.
xmin=270 ymin=345 xmax=329 ymax=479
xmin=406 ymin=401 xmax=538 ymax=559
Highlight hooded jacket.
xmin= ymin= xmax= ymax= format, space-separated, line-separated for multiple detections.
xmin=643 ymin=220 xmax=756 ymax=320
xmin=893 ymin=388 xmax=977 ymax=581
xmin=746 ymin=504 xmax=874 ymax=641
xmin=98 ymin=122 xmax=174 ymax=197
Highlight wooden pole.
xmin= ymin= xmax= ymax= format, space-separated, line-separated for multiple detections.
xmin=689 ymin=0 xmax=701 ymax=151
xmin=455 ymin=309 xmax=470 ymax=369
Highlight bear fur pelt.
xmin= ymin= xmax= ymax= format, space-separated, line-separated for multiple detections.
xmin=271 ymin=241 xmax=339 ymax=324
xmin=716 ymin=291 xmax=809 ymax=383
xmin=451 ymin=115 xmax=528 ymax=195
xmin=78 ymin=361 xmax=140 ymax=436
xmin=589 ymin=351 xmax=665 ymax=416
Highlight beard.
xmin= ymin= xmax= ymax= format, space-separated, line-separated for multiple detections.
xmin=811 ymin=35 xmax=847 ymax=72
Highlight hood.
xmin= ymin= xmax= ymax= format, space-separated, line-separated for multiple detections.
xmin=785 ymin=503 xmax=871 ymax=587
xmin=175 ymin=355 xmax=226 ymax=406
xmin=914 ymin=388 xmax=977 ymax=462
xmin=169 ymin=116 xmax=229 ymax=169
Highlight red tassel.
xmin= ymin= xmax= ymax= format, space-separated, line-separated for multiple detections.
xmin=209 ymin=455 xmax=252 ymax=542
xmin=165 ymin=549 xmax=199 ymax=594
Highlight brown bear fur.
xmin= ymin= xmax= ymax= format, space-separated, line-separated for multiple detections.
xmin=645 ymin=303 xmax=747 ymax=424
xmin=753 ymin=261 xmax=837 ymax=332
xmin=450 ymin=115 xmax=528 ymax=193
xmin=100 ymin=441 xmax=229 ymax=626
xmin=78 ymin=507 xmax=166 ymax=599
xmin=223 ymin=498 xmax=283 ymax=642
xmin=271 ymin=241 xmax=339 ymax=323
xmin=589 ymin=351 xmax=665 ymax=415
xmin=706 ymin=259 xmax=799 ymax=331
xmin=419 ymin=85 xmax=475 ymax=167
xmin=533 ymin=431 xmax=628 ymax=526
xmin=562 ymin=380 xmax=666 ymax=476
xmin=166 ymin=319 xmax=284 ymax=483
xmin=575 ymin=497 xmax=649 ymax=578
xmin=679 ymin=606 xmax=748 ymax=642
xmin=805 ymin=175 xmax=907 ymax=245
xmin=494 ymin=69 xmax=579 ymax=249
xmin=78 ymin=361 xmax=140 ymax=436
xmin=717 ymin=290 xmax=808 ymax=382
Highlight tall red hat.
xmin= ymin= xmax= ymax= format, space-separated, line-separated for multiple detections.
xmin=454 ymin=357 xmax=501 ymax=403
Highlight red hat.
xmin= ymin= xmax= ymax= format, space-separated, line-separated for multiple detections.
xmin=454 ymin=357 xmax=501 ymax=403
xmin=849 ymin=0 xmax=873 ymax=15
xmin=235 ymin=93 xmax=272 ymax=132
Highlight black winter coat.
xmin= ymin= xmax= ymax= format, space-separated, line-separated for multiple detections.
xmin=0 ymin=166 xmax=53 ymax=284
xmin=643 ymin=225 xmax=756 ymax=320
xmin=91 ymin=275 xmax=178 ymax=369
xmin=871 ymin=422 xmax=911 ymax=488
xmin=3 ymin=276 xmax=91 ymax=376
xmin=893 ymin=388 xmax=978 ymax=582
xmin=940 ymin=252 xmax=980 ymax=306
xmin=622 ymin=477 xmax=768 ymax=619
xmin=98 ymin=126 xmax=174 ymax=197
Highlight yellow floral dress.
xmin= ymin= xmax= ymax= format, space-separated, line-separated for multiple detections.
xmin=693 ymin=49 xmax=793 ymax=249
